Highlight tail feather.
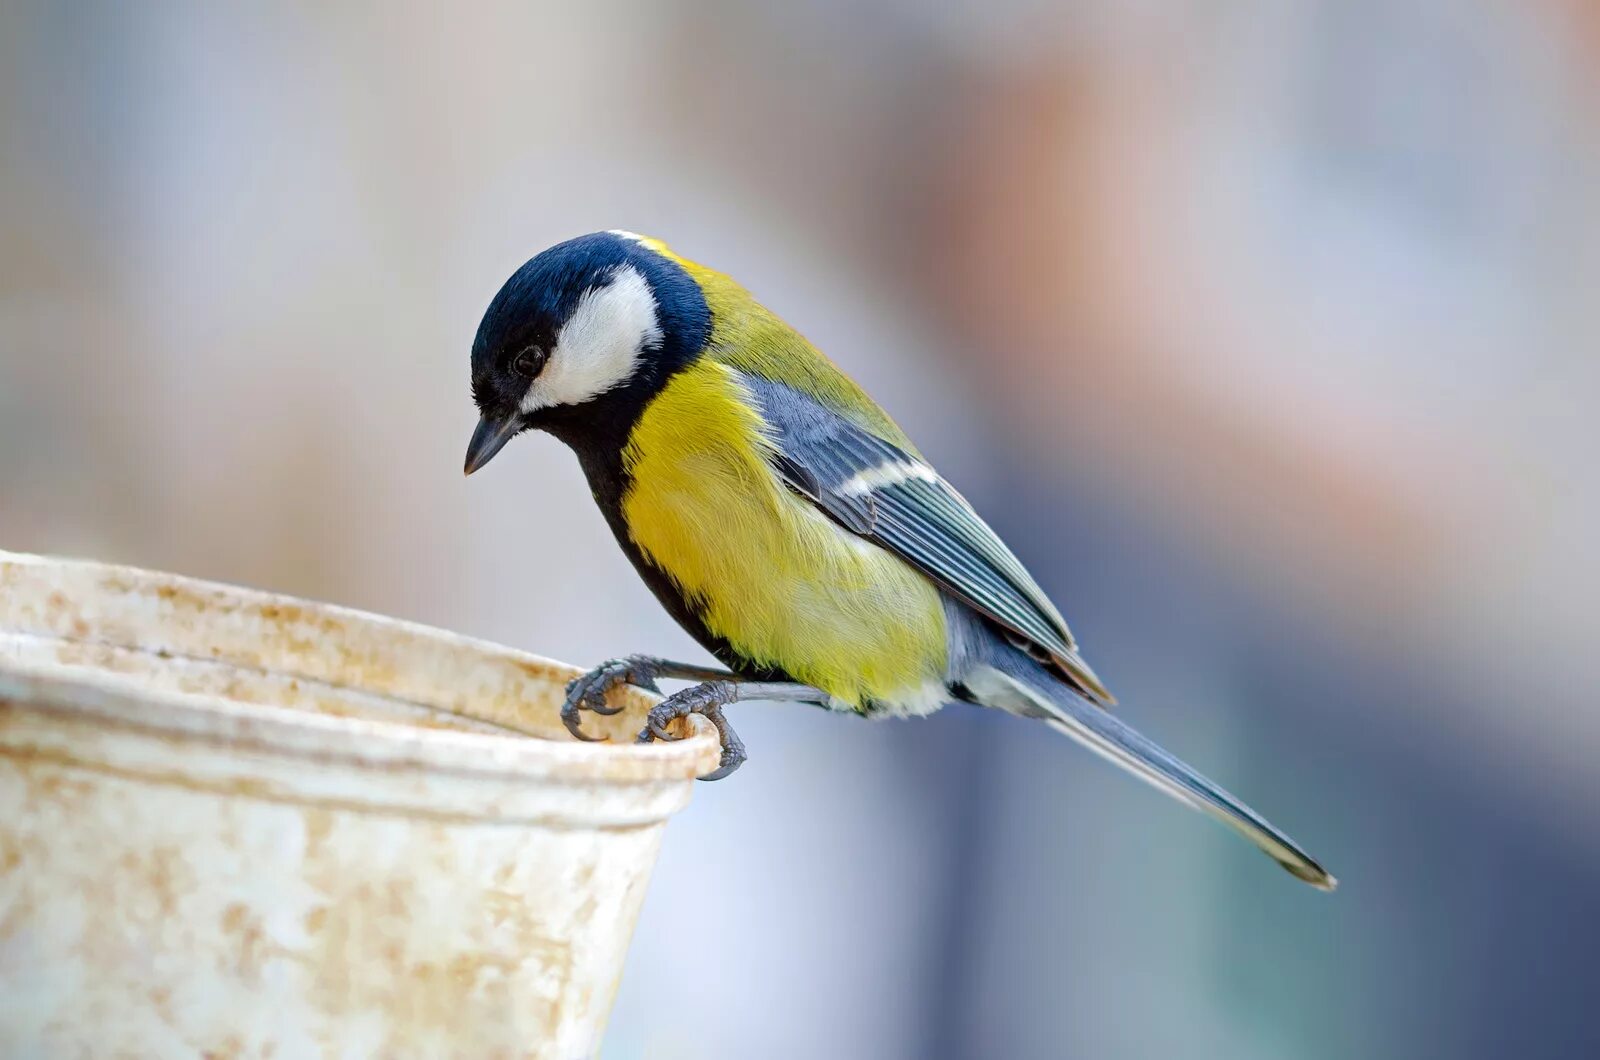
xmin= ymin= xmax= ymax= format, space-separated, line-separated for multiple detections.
xmin=968 ymin=666 xmax=1336 ymax=891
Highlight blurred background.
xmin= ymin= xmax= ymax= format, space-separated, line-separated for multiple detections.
xmin=3 ymin=1 xmax=1597 ymax=1056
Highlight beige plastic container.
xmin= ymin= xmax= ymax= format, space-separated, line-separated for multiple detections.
xmin=0 ymin=551 xmax=719 ymax=1059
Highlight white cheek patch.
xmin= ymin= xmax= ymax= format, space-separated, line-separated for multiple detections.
xmin=521 ymin=264 xmax=662 ymax=411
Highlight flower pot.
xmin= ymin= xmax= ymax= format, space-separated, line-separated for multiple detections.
xmin=0 ymin=551 xmax=718 ymax=1058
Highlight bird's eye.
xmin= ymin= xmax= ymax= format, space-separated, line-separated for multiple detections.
xmin=510 ymin=347 xmax=544 ymax=378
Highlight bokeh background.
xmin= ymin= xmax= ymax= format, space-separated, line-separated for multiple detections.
xmin=4 ymin=2 xmax=1598 ymax=1057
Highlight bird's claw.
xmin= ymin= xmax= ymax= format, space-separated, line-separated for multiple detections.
xmin=636 ymin=680 xmax=747 ymax=781
xmin=561 ymin=656 xmax=662 ymax=742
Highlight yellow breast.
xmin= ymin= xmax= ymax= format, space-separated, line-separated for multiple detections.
xmin=619 ymin=359 xmax=947 ymax=711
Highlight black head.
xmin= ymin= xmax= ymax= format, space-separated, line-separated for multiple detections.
xmin=464 ymin=231 xmax=711 ymax=474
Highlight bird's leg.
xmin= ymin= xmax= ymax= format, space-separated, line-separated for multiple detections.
xmin=561 ymin=655 xmax=746 ymax=742
xmin=639 ymin=680 xmax=833 ymax=782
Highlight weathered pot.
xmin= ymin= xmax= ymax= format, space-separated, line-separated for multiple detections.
xmin=0 ymin=551 xmax=719 ymax=1059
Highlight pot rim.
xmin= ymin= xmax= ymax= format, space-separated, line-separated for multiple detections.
xmin=0 ymin=552 xmax=723 ymax=785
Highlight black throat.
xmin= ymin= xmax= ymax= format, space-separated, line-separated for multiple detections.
xmin=527 ymin=232 xmax=713 ymax=505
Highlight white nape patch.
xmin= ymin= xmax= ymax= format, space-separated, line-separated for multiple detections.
xmin=838 ymin=459 xmax=938 ymax=496
xmin=607 ymin=229 xmax=650 ymax=244
xmin=520 ymin=265 xmax=662 ymax=412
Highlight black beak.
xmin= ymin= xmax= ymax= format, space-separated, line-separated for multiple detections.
xmin=464 ymin=412 xmax=523 ymax=476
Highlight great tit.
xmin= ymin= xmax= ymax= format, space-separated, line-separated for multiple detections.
xmin=465 ymin=230 xmax=1334 ymax=889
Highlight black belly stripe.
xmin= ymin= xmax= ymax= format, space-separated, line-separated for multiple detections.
xmin=558 ymin=419 xmax=795 ymax=684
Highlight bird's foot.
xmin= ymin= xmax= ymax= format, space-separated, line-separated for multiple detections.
xmin=637 ymin=680 xmax=747 ymax=781
xmin=561 ymin=656 xmax=663 ymax=742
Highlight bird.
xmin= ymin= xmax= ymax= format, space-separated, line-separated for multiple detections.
xmin=464 ymin=230 xmax=1335 ymax=890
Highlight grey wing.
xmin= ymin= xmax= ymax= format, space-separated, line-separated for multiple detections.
xmin=745 ymin=374 xmax=1115 ymax=706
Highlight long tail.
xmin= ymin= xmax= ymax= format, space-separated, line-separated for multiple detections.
xmin=964 ymin=665 xmax=1336 ymax=890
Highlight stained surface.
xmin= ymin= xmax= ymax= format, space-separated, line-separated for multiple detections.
xmin=0 ymin=552 xmax=719 ymax=1059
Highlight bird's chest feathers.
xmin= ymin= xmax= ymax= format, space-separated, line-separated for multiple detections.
xmin=618 ymin=361 xmax=944 ymax=706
